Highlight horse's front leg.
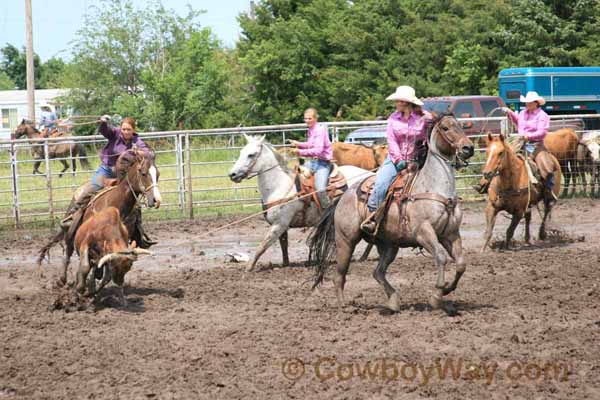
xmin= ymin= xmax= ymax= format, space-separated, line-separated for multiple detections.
xmin=33 ymin=160 xmax=42 ymax=175
xmin=57 ymin=243 xmax=74 ymax=286
xmin=415 ymin=222 xmax=453 ymax=313
xmin=504 ymin=212 xmax=523 ymax=249
xmin=440 ymin=233 xmax=466 ymax=296
xmin=58 ymin=159 xmax=69 ymax=178
xmin=481 ymin=202 xmax=499 ymax=252
xmin=249 ymin=222 xmax=291 ymax=272
xmin=524 ymin=209 xmax=532 ymax=244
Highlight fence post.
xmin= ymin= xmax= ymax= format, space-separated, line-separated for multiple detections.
xmin=44 ymin=139 xmax=55 ymax=227
xmin=10 ymin=141 xmax=20 ymax=229
xmin=174 ymin=134 xmax=185 ymax=214
xmin=501 ymin=117 xmax=508 ymax=137
xmin=185 ymin=132 xmax=193 ymax=219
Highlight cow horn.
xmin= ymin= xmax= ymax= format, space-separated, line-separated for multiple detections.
xmin=96 ymin=253 xmax=121 ymax=270
xmin=132 ymin=248 xmax=152 ymax=256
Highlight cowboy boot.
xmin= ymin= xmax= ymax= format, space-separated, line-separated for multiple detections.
xmin=60 ymin=184 xmax=98 ymax=229
xmin=360 ymin=211 xmax=377 ymax=235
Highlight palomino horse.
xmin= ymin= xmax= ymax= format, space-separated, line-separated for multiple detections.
xmin=308 ymin=113 xmax=475 ymax=313
xmin=544 ymin=128 xmax=579 ymax=196
xmin=229 ymin=134 xmax=374 ymax=271
xmin=332 ymin=142 xmax=388 ymax=170
xmin=577 ymin=131 xmax=600 ymax=197
xmin=13 ymin=119 xmax=91 ymax=177
xmin=37 ymin=148 xmax=162 ymax=285
xmin=479 ymin=133 xmax=562 ymax=252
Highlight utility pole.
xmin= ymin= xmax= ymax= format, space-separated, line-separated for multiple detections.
xmin=25 ymin=0 xmax=35 ymax=122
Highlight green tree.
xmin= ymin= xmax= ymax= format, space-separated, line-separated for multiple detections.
xmin=0 ymin=70 xmax=16 ymax=90
xmin=0 ymin=44 xmax=42 ymax=89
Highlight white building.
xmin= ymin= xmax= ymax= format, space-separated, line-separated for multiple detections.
xmin=0 ymin=89 xmax=69 ymax=139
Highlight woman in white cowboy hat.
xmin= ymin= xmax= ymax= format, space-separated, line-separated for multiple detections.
xmin=501 ymin=91 xmax=550 ymax=149
xmin=500 ymin=91 xmax=556 ymax=196
xmin=361 ymin=85 xmax=432 ymax=234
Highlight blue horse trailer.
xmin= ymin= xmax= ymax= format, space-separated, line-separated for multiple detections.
xmin=499 ymin=67 xmax=600 ymax=128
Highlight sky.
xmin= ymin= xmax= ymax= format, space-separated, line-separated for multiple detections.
xmin=0 ymin=0 xmax=251 ymax=61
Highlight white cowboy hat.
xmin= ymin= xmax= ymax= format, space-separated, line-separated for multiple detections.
xmin=386 ymin=85 xmax=424 ymax=106
xmin=520 ymin=91 xmax=546 ymax=106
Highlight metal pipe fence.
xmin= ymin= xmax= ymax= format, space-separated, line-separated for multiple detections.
xmin=1 ymin=114 xmax=599 ymax=229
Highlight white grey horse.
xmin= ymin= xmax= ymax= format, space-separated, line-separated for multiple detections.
xmin=308 ymin=114 xmax=475 ymax=314
xmin=229 ymin=134 xmax=373 ymax=271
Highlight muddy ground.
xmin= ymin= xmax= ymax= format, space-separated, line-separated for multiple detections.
xmin=1 ymin=199 xmax=599 ymax=399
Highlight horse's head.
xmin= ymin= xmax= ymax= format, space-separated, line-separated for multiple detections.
xmin=581 ymin=131 xmax=600 ymax=163
xmin=13 ymin=119 xmax=36 ymax=139
xmin=429 ymin=113 xmax=475 ymax=166
xmin=117 ymin=148 xmax=162 ymax=208
xmin=478 ymin=133 xmax=510 ymax=188
xmin=229 ymin=134 xmax=270 ymax=183
xmin=372 ymin=144 xmax=388 ymax=166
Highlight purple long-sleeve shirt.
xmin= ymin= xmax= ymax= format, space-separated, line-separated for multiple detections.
xmin=507 ymin=108 xmax=549 ymax=142
xmin=99 ymin=122 xmax=149 ymax=167
xmin=296 ymin=123 xmax=333 ymax=160
xmin=387 ymin=110 xmax=432 ymax=163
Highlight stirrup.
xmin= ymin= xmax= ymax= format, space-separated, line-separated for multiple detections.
xmin=360 ymin=212 xmax=377 ymax=234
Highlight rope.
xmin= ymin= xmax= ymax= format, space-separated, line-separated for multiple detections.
xmin=196 ymin=166 xmax=378 ymax=239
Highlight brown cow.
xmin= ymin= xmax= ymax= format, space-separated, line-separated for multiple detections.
xmin=74 ymin=207 xmax=151 ymax=305
xmin=332 ymin=142 xmax=388 ymax=170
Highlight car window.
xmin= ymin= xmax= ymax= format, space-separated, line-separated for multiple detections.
xmin=423 ymin=101 xmax=452 ymax=115
xmin=453 ymin=101 xmax=476 ymax=118
xmin=481 ymin=100 xmax=503 ymax=117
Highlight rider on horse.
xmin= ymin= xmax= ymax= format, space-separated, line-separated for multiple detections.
xmin=361 ymin=85 xmax=432 ymax=234
xmin=289 ymin=107 xmax=334 ymax=209
xmin=501 ymin=91 xmax=556 ymax=199
xmin=39 ymin=104 xmax=58 ymax=133
xmin=61 ymin=115 xmax=151 ymax=228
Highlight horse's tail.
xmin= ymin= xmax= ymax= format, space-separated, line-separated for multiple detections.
xmin=307 ymin=198 xmax=340 ymax=289
xmin=37 ymin=229 xmax=65 ymax=265
xmin=76 ymin=143 xmax=91 ymax=170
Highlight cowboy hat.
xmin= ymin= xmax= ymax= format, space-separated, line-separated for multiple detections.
xmin=386 ymin=85 xmax=424 ymax=106
xmin=519 ymin=91 xmax=546 ymax=106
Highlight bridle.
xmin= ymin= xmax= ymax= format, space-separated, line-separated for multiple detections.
xmin=238 ymin=142 xmax=286 ymax=180
xmin=429 ymin=116 xmax=470 ymax=169
xmin=125 ymin=153 xmax=158 ymax=207
xmin=481 ymin=141 xmax=507 ymax=182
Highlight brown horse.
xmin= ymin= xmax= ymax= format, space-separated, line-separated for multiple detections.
xmin=308 ymin=113 xmax=475 ymax=314
xmin=544 ymin=128 xmax=579 ymax=196
xmin=37 ymin=148 xmax=162 ymax=285
xmin=332 ymin=142 xmax=388 ymax=170
xmin=13 ymin=119 xmax=91 ymax=177
xmin=479 ymin=133 xmax=562 ymax=251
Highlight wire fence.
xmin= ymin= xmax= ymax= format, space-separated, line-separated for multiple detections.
xmin=1 ymin=114 xmax=599 ymax=230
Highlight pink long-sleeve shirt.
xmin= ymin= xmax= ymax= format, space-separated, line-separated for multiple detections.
xmin=386 ymin=111 xmax=432 ymax=163
xmin=296 ymin=123 xmax=333 ymax=160
xmin=507 ymin=108 xmax=549 ymax=142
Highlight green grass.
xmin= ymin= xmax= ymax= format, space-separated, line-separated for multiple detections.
xmin=0 ymin=135 xmax=265 ymax=231
xmin=0 ymin=134 xmax=594 ymax=233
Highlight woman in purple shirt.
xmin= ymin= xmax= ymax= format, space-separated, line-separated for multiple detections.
xmin=92 ymin=115 xmax=150 ymax=190
xmin=361 ymin=86 xmax=431 ymax=234
xmin=500 ymin=91 xmax=555 ymax=196
xmin=289 ymin=108 xmax=333 ymax=208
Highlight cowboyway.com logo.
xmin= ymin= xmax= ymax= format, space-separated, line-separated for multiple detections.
xmin=280 ymin=357 xmax=573 ymax=385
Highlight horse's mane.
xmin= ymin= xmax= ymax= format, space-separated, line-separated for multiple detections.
xmin=264 ymin=142 xmax=291 ymax=173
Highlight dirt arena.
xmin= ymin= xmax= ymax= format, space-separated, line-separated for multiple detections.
xmin=1 ymin=199 xmax=599 ymax=399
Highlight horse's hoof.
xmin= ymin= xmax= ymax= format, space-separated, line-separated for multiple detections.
xmin=539 ymin=232 xmax=547 ymax=241
xmin=429 ymin=293 xmax=443 ymax=310
xmin=387 ymin=292 xmax=401 ymax=312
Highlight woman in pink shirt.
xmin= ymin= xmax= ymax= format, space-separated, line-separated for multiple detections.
xmin=361 ymin=86 xmax=432 ymax=234
xmin=501 ymin=91 xmax=555 ymax=197
xmin=290 ymin=108 xmax=333 ymax=208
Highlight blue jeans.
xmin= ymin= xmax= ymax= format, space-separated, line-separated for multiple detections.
xmin=525 ymin=143 xmax=536 ymax=154
xmin=368 ymin=156 xmax=401 ymax=212
xmin=308 ymin=159 xmax=332 ymax=207
xmin=91 ymin=164 xmax=116 ymax=190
